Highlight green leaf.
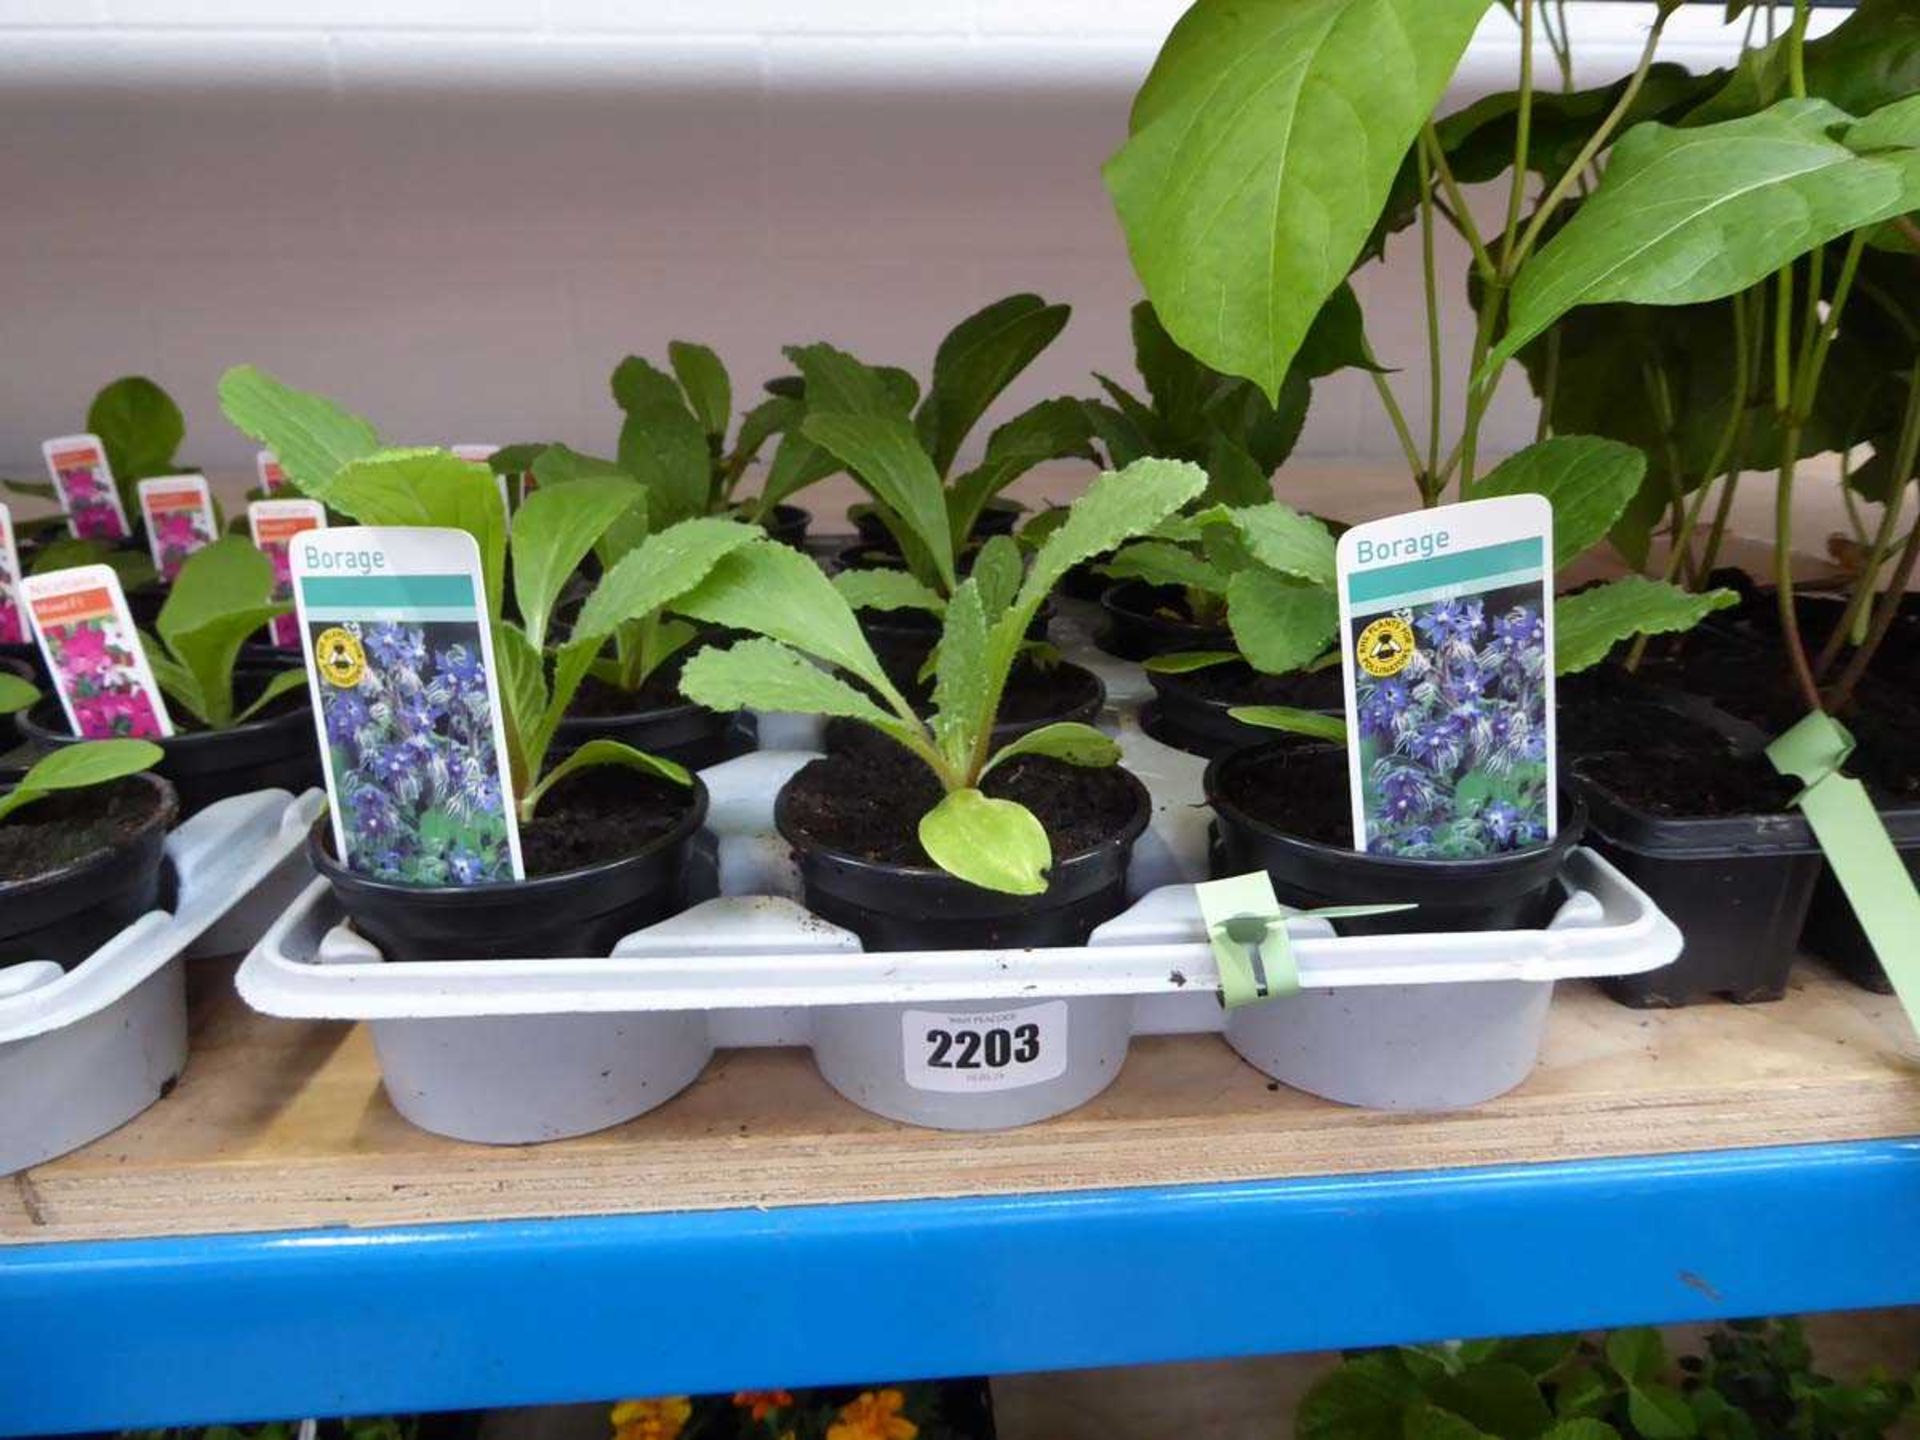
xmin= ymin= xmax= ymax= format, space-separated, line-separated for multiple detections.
xmin=1203 ymin=433 xmax=1274 ymax=509
xmin=1402 ymin=1403 xmax=1498 ymax=1440
xmin=675 ymin=539 xmax=898 ymax=698
xmin=520 ymin=738 xmax=690 ymax=821
xmin=1553 ymin=577 xmax=1738 ymax=674
xmin=1540 ymin=1424 xmax=1620 ymax=1440
xmin=615 ymin=357 xmax=713 ymax=529
xmin=1131 ymin=300 xmax=1215 ymax=435
xmin=1228 ymin=502 xmax=1338 ymax=587
xmin=573 ymin=516 xmax=761 ymax=645
xmin=1143 ymin=649 xmax=1239 ymax=674
xmin=918 ymin=788 xmax=1051 ymax=895
xmin=946 ymin=398 xmax=1093 ymax=542
xmin=217 ymin=365 xmax=381 ymax=502
xmin=0 ymin=738 xmax=164 ymax=825
xmin=510 ymin=474 xmax=645 ymax=650
xmin=1227 ymin=569 xmax=1338 ymax=675
xmin=156 ymin=537 xmax=287 ymax=730
xmin=803 ymin=411 xmax=957 ymax=591
xmin=1295 ymin=281 xmax=1382 ymax=378
xmin=328 ymin=448 xmax=508 ymax=621
xmin=1231 ymin=704 xmax=1347 ymax=741
xmin=984 ymin=721 xmax=1121 ymax=775
xmin=970 ymin=535 xmax=1026 ymax=625
xmin=788 ymin=342 xmax=903 ymax=416
xmin=492 ymin=620 xmax=547 ymax=788
xmin=1429 ymin=1362 xmax=1556 ymax=1440
xmin=833 ymin=568 xmax=946 ymax=614
xmin=1018 ymin=457 xmax=1210 ymax=613
xmin=0 ymin=672 xmax=39 ymax=715
xmin=931 ymin=579 xmax=991 ymax=773
xmin=1299 ymin=1356 xmax=1424 ymax=1440
xmin=1472 ymin=437 xmax=1647 ymax=569
xmin=142 ymin=643 xmax=207 ymax=727
xmin=667 ymin=340 xmax=732 ymax=439
xmin=233 ymin=667 xmax=309 ymax=725
xmin=1104 ymin=0 xmax=1491 ymax=398
xmin=1083 ymin=397 xmax=1151 ymax=469
xmin=1626 ymin=1384 xmax=1697 ymax=1440
xmin=1849 ymin=92 xmax=1920 ymax=154
xmin=679 ymin=637 xmax=919 ymax=752
xmin=530 ymin=443 xmax=627 ymax=488
xmin=1604 ymin=1327 xmax=1666 ymax=1386
xmin=1490 ymin=100 xmax=1920 ymax=373
xmin=88 ymin=376 xmax=183 ymax=484
xmin=916 ymin=294 xmax=1072 ymax=476
xmin=732 ymin=396 xmax=798 ymax=474
xmin=1497 ymin=1335 xmax=1582 ymax=1381
xmin=1553 ymin=1368 xmax=1612 ymax=1422
xmin=1102 ymin=540 xmax=1232 ymax=597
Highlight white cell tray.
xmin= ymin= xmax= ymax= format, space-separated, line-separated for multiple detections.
xmin=0 ymin=787 xmax=325 ymax=1176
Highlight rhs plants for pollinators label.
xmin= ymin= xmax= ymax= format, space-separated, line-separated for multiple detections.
xmin=0 ymin=504 xmax=26 ymax=646
xmin=256 ymin=449 xmax=288 ymax=495
xmin=290 ymin=526 xmax=523 ymax=886
xmin=22 ymin=564 xmax=173 ymax=739
xmin=1335 ymin=495 xmax=1555 ymax=859
xmin=137 ymin=474 xmax=217 ymax=583
xmin=41 ymin=433 xmax=130 ymax=543
xmin=248 ymin=499 xmax=326 ymax=648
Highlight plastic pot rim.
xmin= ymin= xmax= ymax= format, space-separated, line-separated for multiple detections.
xmin=0 ymin=770 xmax=178 ymax=903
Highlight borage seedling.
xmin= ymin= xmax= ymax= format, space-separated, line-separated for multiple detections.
xmin=758 ymin=295 xmax=1094 ymax=594
xmin=140 ymin=538 xmax=306 ymax=729
xmin=217 ymin=366 xmax=761 ymax=824
xmin=678 ymin=457 xmax=1207 ymax=895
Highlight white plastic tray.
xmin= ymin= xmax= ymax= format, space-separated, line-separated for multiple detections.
xmin=0 ymin=788 xmax=325 ymax=1175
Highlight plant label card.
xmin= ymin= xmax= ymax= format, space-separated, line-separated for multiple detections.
xmin=41 ymin=434 xmax=131 ymax=543
xmin=137 ymin=474 xmax=218 ymax=584
xmin=1335 ymin=494 xmax=1556 ymax=860
xmin=22 ymin=564 xmax=173 ymax=739
xmin=256 ymin=450 xmax=289 ymax=495
xmin=902 ymin=1002 xmax=1069 ymax=1094
xmin=248 ymin=499 xmax=327 ymax=649
xmin=452 ymin=444 xmax=512 ymax=512
xmin=0 ymin=503 xmax=25 ymax=646
xmin=290 ymin=526 xmax=524 ymax=887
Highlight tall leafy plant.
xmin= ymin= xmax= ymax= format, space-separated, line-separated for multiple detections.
xmin=677 ymin=458 xmax=1207 ymax=894
xmin=218 ymin=367 xmax=760 ymax=822
xmin=141 ymin=538 xmax=306 ymax=729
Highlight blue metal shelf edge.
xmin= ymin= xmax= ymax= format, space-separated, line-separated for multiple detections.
xmin=6 ymin=1137 xmax=1920 ymax=1436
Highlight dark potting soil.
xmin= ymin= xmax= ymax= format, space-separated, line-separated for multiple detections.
xmin=1578 ymin=746 xmax=1800 ymax=819
xmin=518 ymin=766 xmax=696 ymax=876
xmin=783 ymin=748 xmax=1138 ymax=868
xmin=1223 ymin=747 xmax=1357 ymax=847
xmin=1628 ymin=643 xmax=1813 ymax=736
xmin=1171 ymin=662 xmax=1343 ymax=709
xmin=0 ymin=777 xmax=161 ymax=880
xmin=1111 ymin=581 xmax=1219 ymax=629
xmin=565 ymin=667 xmax=685 ymax=719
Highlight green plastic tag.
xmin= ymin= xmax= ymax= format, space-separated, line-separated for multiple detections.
xmin=1194 ymin=872 xmax=1416 ymax=1011
xmin=1767 ymin=711 xmax=1920 ymax=1036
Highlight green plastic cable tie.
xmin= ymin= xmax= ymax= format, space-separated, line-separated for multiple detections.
xmin=1194 ymin=872 xmax=1416 ymax=1011
xmin=1767 ymin=710 xmax=1920 ymax=1037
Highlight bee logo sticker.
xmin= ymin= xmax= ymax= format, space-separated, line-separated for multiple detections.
xmin=314 ymin=626 xmax=366 ymax=688
xmin=1356 ymin=614 xmax=1415 ymax=678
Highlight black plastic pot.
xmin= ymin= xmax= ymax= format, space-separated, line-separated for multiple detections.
xmin=1144 ymin=663 xmax=1343 ymax=759
xmin=0 ymin=772 xmax=177 ymax=967
xmin=552 ymin=692 xmax=752 ymax=770
xmin=759 ymin=503 xmax=812 ymax=549
xmin=776 ymin=765 xmax=1151 ymax=952
xmin=851 ymin=496 xmax=1022 ymax=547
xmin=1571 ymin=756 xmax=1821 ymax=1006
xmin=1207 ymin=743 xmax=1584 ymax=936
xmin=1098 ymin=579 xmax=1231 ymax=662
xmin=0 ymin=641 xmax=44 ymax=686
xmin=311 ymin=774 xmax=711 ymax=961
xmin=21 ymin=666 xmax=320 ymax=816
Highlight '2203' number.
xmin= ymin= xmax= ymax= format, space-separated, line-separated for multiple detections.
xmin=925 ymin=1024 xmax=1041 ymax=1070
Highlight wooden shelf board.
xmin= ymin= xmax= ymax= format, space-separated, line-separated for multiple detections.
xmin=7 ymin=964 xmax=1919 ymax=1246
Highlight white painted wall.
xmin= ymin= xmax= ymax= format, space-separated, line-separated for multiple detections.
xmin=0 ymin=3 xmax=1830 ymax=484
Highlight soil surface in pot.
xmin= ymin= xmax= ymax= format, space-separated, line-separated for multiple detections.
xmin=1222 ymin=746 xmax=1361 ymax=847
xmin=0 ymin=776 xmax=164 ymax=879
xmin=564 ymin=667 xmax=684 ymax=719
xmin=1578 ymin=746 xmax=1800 ymax=819
xmin=1165 ymin=662 xmax=1343 ymax=708
xmin=783 ymin=747 xmax=1137 ymax=868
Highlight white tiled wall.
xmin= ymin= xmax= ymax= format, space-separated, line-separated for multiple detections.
xmin=0 ymin=3 xmax=1825 ymax=482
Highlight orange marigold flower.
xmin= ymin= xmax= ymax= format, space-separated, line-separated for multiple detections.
xmin=827 ymin=1388 xmax=917 ymax=1440
xmin=733 ymin=1390 xmax=794 ymax=1422
xmin=610 ymin=1396 xmax=693 ymax=1440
